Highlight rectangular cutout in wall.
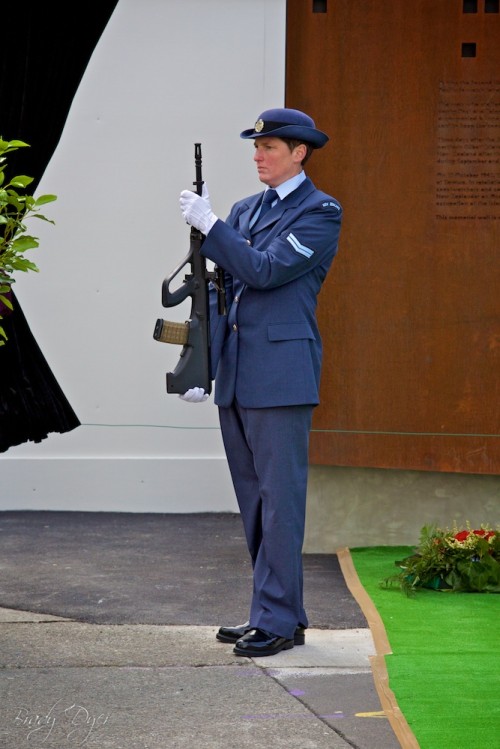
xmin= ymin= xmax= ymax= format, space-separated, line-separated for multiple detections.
xmin=485 ymin=0 xmax=499 ymax=12
xmin=313 ymin=0 xmax=328 ymax=12
xmin=463 ymin=0 xmax=478 ymax=11
xmin=462 ymin=42 xmax=477 ymax=56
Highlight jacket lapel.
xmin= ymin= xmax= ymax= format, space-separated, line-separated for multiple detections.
xmin=250 ymin=178 xmax=316 ymax=235
xmin=238 ymin=196 xmax=261 ymax=239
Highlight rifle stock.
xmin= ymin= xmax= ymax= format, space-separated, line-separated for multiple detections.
xmin=153 ymin=143 xmax=225 ymax=395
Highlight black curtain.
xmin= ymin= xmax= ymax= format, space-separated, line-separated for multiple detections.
xmin=0 ymin=2 xmax=119 ymax=451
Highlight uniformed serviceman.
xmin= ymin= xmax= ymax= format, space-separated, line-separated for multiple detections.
xmin=179 ymin=107 xmax=343 ymax=657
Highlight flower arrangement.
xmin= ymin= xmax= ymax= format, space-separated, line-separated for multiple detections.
xmin=382 ymin=523 xmax=500 ymax=595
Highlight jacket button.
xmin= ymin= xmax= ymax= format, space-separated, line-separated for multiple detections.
xmin=234 ymin=296 xmax=239 ymax=303
xmin=232 ymin=324 xmax=238 ymax=332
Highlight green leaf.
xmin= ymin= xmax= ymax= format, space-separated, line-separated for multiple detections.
xmin=31 ymin=213 xmax=56 ymax=225
xmin=34 ymin=194 xmax=57 ymax=207
xmin=0 ymin=139 xmax=29 ymax=152
xmin=0 ymin=294 xmax=13 ymax=310
xmin=9 ymin=258 xmax=39 ymax=273
xmin=9 ymin=175 xmax=34 ymax=189
xmin=11 ymin=235 xmax=40 ymax=252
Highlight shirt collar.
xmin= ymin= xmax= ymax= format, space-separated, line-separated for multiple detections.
xmin=272 ymin=170 xmax=306 ymax=201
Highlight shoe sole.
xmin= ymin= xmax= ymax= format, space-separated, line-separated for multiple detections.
xmin=233 ymin=640 xmax=294 ymax=657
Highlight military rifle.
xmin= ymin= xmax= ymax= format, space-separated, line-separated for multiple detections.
xmin=153 ymin=143 xmax=225 ymax=395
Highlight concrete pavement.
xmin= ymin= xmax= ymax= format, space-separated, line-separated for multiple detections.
xmin=0 ymin=606 xmax=403 ymax=749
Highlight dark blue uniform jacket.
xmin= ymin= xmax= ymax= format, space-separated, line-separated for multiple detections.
xmin=201 ymin=177 xmax=342 ymax=408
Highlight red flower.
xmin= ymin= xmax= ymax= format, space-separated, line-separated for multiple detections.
xmin=453 ymin=529 xmax=496 ymax=543
xmin=473 ymin=530 xmax=496 ymax=540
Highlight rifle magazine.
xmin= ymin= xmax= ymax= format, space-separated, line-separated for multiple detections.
xmin=153 ymin=319 xmax=190 ymax=345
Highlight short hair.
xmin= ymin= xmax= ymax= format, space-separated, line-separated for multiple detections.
xmin=281 ymin=138 xmax=314 ymax=166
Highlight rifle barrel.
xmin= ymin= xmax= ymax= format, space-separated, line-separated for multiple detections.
xmin=194 ymin=143 xmax=203 ymax=196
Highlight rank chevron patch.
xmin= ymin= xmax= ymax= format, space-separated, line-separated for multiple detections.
xmin=286 ymin=232 xmax=314 ymax=258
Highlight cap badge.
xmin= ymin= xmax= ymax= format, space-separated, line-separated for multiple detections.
xmin=254 ymin=119 xmax=264 ymax=133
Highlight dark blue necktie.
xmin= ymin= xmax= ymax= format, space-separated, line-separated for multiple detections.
xmin=258 ymin=188 xmax=278 ymax=220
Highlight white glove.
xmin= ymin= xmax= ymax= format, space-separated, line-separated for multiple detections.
xmin=179 ymin=387 xmax=209 ymax=403
xmin=179 ymin=183 xmax=218 ymax=235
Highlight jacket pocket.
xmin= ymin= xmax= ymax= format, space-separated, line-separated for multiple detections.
xmin=267 ymin=322 xmax=315 ymax=342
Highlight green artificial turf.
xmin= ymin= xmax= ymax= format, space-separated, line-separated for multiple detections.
xmin=350 ymin=547 xmax=500 ymax=749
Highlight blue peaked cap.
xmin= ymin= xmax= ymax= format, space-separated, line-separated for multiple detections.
xmin=240 ymin=107 xmax=329 ymax=149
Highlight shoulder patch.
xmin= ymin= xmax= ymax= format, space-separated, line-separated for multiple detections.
xmin=322 ymin=201 xmax=341 ymax=210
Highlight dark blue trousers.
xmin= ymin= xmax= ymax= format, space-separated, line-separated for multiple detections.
xmin=218 ymin=400 xmax=313 ymax=640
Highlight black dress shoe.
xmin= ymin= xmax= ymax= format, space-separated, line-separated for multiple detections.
xmin=216 ymin=621 xmax=253 ymax=643
xmin=217 ymin=622 xmax=306 ymax=646
xmin=233 ymin=628 xmax=294 ymax=657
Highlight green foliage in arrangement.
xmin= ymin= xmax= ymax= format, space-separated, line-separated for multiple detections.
xmin=0 ymin=137 xmax=57 ymax=344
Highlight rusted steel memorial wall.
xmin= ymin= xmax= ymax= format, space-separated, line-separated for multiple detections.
xmin=286 ymin=0 xmax=499 ymax=473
